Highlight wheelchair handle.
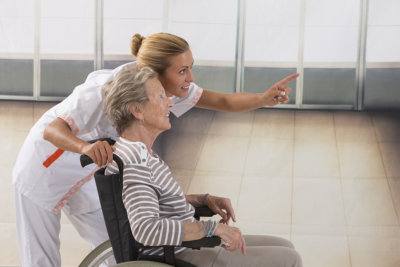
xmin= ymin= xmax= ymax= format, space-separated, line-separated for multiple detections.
xmin=80 ymin=138 xmax=116 ymax=167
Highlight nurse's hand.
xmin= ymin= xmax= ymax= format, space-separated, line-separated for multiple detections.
xmin=263 ymin=73 xmax=299 ymax=106
xmin=81 ymin=140 xmax=115 ymax=167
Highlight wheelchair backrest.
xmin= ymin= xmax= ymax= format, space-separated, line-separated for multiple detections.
xmin=94 ymin=154 xmax=139 ymax=263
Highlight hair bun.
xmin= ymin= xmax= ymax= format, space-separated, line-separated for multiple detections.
xmin=130 ymin=34 xmax=144 ymax=56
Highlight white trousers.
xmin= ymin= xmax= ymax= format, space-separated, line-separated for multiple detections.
xmin=15 ymin=188 xmax=111 ymax=267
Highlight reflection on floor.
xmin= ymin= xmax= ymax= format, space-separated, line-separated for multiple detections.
xmin=1 ymin=100 xmax=400 ymax=267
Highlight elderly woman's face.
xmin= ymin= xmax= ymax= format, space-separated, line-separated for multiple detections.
xmin=142 ymin=78 xmax=174 ymax=132
xmin=158 ymin=49 xmax=195 ymax=98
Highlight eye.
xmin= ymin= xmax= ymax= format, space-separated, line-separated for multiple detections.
xmin=178 ymin=69 xmax=185 ymax=74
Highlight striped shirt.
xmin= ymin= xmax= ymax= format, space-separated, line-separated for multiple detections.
xmin=105 ymin=137 xmax=196 ymax=256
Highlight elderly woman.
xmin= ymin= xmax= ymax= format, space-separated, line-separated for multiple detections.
xmin=102 ymin=65 xmax=302 ymax=267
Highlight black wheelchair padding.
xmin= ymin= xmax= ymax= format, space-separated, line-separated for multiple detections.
xmin=81 ymin=138 xmax=221 ymax=267
xmin=93 ymin=156 xmax=140 ymax=263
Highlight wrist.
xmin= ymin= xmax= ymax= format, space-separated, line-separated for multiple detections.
xmin=202 ymin=193 xmax=209 ymax=206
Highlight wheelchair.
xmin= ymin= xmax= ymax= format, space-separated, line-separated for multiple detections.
xmin=79 ymin=138 xmax=221 ymax=267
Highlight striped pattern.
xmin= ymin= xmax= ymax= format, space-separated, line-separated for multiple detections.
xmin=105 ymin=137 xmax=195 ymax=256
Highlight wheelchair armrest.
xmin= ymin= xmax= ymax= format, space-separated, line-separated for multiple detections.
xmin=181 ymin=236 xmax=221 ymax=249
xmin=194 ymin=205 xmax=215 ymax=219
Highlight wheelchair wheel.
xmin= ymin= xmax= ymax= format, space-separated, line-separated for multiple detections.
xmin=79 ymin=240 xmax=114 ymax=267
xmin=79 ymin=240 xmax=173 ymax=267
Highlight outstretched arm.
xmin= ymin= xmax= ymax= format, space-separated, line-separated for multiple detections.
xmin=43 ymin=118 xmax=114 ymax=166
xmin=195 ymin=73 xmax=299 ymax=112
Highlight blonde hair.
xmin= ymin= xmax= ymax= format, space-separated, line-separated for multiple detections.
xmin=103 ymin=66 xmax=157 ymax=135
xmin=130 ymin=32 xmax=189 ymax=75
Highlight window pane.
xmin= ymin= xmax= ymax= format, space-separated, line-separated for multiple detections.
xmin=0 ymin=0 xmax=34 ymax=96
xmin=170 ymin=0 xmax=237 ymax=93
xmin=244 ymin=0 xmax=300 ymax=99
xmin=40 ymin=0 xmax=95 ymax=97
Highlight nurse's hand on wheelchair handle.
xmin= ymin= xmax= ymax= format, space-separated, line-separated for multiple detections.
xmin=81 ymin=140 xmax=115 ymax=167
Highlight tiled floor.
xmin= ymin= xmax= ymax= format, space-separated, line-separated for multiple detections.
xmin=1 ymin=100 xmax=400 ymax=267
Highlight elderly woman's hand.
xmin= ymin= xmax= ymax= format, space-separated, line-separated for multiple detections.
xmin=262 ymin=73 xmax=299 ymax=106
xmin=214 ymin=223 xmax=246 ymax=255
xmin=205 ymin=195 xmax=236 ymax=224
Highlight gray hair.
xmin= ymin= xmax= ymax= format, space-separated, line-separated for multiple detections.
xmin=103 ymin=66 xmax=157 ymax=135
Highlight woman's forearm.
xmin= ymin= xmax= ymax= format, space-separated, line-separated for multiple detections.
xmin=196 ymin=90 xmax=266 ymax=112
xmin=182 ymin=221 xmax=204 ymax=241
xmin=185 ymin=194 xmax=207 ymax=207
xmin=43 ymin=117 xmax=87 ymax=154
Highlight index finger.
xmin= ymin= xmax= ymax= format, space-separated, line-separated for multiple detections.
xmin=225 ymin=203 xmax=236 ymax=223
xmin=277 ymin=73 xmax=299 ymax=85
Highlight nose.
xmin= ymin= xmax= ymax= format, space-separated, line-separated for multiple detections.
xmin=186 ymin=68 xmax=195 ymax=83
xmin=167 ymin=97 xmax=174 ymax=108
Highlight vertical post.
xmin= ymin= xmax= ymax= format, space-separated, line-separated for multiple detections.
xmin=296 ymin=0 xmax=306 ymax=108
xmin=355 ymin=0 xmax=369 ymax=111
xmin=33 ymin=0 xmax=41 ymax=99
xmin=234 ymin=0 xmax=246 ymax=93
xmin=94 ymin=0 xmax=104 ymax=70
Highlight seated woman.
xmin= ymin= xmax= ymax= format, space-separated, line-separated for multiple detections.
xmin=102 ymin=65 xmax=303 ymax=267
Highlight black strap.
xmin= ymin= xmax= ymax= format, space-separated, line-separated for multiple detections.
xmin=163 ymin=246 xmax=175 ymax=266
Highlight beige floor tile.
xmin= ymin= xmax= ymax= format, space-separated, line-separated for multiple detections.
xmin=342 ymin=179 xmax=398 ymax=226
xmin=0 ymin=101 xmax=34 ymax=132
xmin=388 ymin=176 xmax=400 ymax=219
xmin=175 ymin=108 xmax=215 ymax=135
xmin=59 ymin=223 xmax=92 ymax=267
xmin=33 ymin=101 xmax=57 ymax=123
xmin=252 ymin=109 xmax=295 ymax=140
xmin=371 ymin=111 xmax=400 ymax=142
xmin=188 ymin=172 xmax=242 ymax=211
xmin=338 ymin=141 xmax=386 ymax=178
xmin=295 ymin=110 xmax=335 ymax=141
xmin=292 ymin=225 xmax=347 ymax=236
xmin=0 ymin=167 xmax=16 ymax=223
xmin=0 ymin=223 xmax=21 ymax=266
xmin=244 ymin=138 xmax=293 ymax=176
xmin=162 ymin=133 xmax=205 ymax=170
xmin=346 ymin=225 xmax=400 ymax=238
xmin=208 ymin=111 xmax=254 ymax=137
xmin=236 ymin=221 xmax=291 ymax=235
xmin=294 ymin=140 xmax=340 ymax=178
xmin=291 ymin=234 xmax=351 ymax=267
xmin=293 ymin=178 xmax=346 ymax=226
xmin=334 ymin=111 xmax=376 ymax=142
xmin=196 ymin=135 xmax=250 ymax=174
xmin=348 ymin=235 xmax=400 ymax=267
xmin=170 ymin=169 xmax=193 ymax=194
xmin=234 ymin=221 xmax=291 ymax=241
xmin=380 ymin=142 xmax=400 ymax=178
xmin=0 ymin=130 xmax=29 ymax=166
xmin=237 ymin=176 xmax=292 ymax=224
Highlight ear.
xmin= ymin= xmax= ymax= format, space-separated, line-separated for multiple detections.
xmin=129 ymin=104 xmax=144 ymax=121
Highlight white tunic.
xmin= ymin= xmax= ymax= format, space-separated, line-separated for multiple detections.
xmin=12 ymin=62 xmax=203 ymax=214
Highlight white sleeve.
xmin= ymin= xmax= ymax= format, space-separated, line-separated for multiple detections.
xmin=169 ymin=83 xmax=203 ymax=117
xmin=53 ymin=71 xmax=113 ymax=136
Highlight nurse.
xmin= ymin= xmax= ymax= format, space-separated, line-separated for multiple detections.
xmin=13 ymin=32 xmax=298 ymax=267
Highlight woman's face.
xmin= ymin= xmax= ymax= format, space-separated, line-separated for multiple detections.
xmin=158 ymin=49 xmax=195 ymax=98
xmin=142 ymin=78 xmax=174 ymax=132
